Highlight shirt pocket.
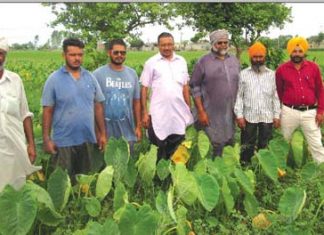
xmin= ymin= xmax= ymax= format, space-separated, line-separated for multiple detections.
xmin=3 ymin=95 xmax=20 ymax=118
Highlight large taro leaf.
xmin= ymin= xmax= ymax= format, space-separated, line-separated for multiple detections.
xmin=290 ymin=131 xmax=307 ymax=168
xmin=102 ymin=218 xmax=121 ymax=235
xmin=114 ymin=204 xmax=159 ymax=235
xmin=197 ymin=130 xmax=210 ymax=158
xmin=104 ymin=137 xmax=129 ymax=182
xmin=269 ymin=138 xmax=289 ymax=169
xmin=73 ymin=219 xmax=120 ymax=235
xmin=47 ymin=167 xmax=71 ymax=212
xmin=113 ymin=182 xmax=128 ymax=212
xmin=278 ymin=187 xmax=307 ymax=221
xmin=170 ymin=163 xmax=198 ymax=206
xmin=156 ymin=158 xmax=170 ymax=181
xmin=193 ymin=159 xmax=208 ymax=175
xmin=155 ymin=190 xmax=168 ymax=214
xmin=257 ymin=149 xmax=278 ymax=183
xmin=221 ymin=176 xmax=234 ymax=214
xmin=176 ymin=206 xmax=190 ymax=235
xmin=300 ymin=162 xmax=318 ymax=180
xmin=234 ymin=168 xmax=254 ymax=195
xmin=212 ymin=157 xmax=233 ymax=176
xmin=123 ymin=157 xmax=138 ymax=188
xmin=167 ymin=186 xmax=177 ymax=222
xmin=136 ymin=145 xmax=157 ymax=186
xmin=96 ymin=165 xmax=114 ymax=201
xmin=194 ymin=173 xmax=220 ymax=212
xmin=222 ymin=143 xmax=240 ymax=163
xmin=25 ymin=181 xmax=63 ymax=226
xmin=243 ymin=192 xmax=259 ymax=217
xmin=185 ymin=125 xmax=198 ymax=142
xmin=0 ymin=185 xmax=37 ymax=235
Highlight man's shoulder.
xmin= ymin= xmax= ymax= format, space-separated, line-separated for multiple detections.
xmin=145 ymin=53 xmax=161 ymax=64
xmin=4 ymin=69 xmax=20 ymax=80
xmin=93 ymin=65 xmax=107 ymax=74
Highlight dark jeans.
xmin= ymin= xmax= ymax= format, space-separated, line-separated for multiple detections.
xmin=148 ymin=122 xmax=184 ymax=160
xmin=51 ymin=142 xmax=94 ymax=184
xmin=240 ymin=122 xmax=273 ymax=163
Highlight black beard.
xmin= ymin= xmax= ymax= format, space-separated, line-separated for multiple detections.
xmin=290 ymin=55 xmax=303 ymax=64
xmin=251 ymin=61 xmax=264 ymax=67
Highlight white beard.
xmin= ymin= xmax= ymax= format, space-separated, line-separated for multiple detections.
xmin=212 ymin=46 xmax=228 ymax=56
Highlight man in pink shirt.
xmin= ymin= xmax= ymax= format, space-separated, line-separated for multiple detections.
xmin=276 ymin=36 xmax=324 ymax=164
xmin=140 ymin=32 xmax=193 ymax=159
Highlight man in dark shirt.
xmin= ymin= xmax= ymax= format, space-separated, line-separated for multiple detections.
xmin=276 ymin=36 xmax=324 ymax=164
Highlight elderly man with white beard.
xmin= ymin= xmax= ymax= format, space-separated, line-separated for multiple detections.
xmin=190 ymin=29 xmax=241 ymax=158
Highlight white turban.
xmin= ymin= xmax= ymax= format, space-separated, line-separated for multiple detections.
xmin=0 ymin=37 xmax=9 ymax=52
xmin=209 ymin=29 xmax=229 ymax=45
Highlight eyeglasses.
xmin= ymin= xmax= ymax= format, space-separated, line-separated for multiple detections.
xmin=217 ymin=41 xmax=228 ymax=45
xmin=112 ymin=50 xmax=126 ymax=56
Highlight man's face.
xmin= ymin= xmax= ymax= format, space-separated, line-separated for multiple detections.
xmin=0 ymin=49 xmax=6 ymax=71
xmin=158 ymin=36 xmax=174 ymax=59
xmin=63 ymin=46 xmax=83 ymax=71
xmin=213 ymin=39 xmax=229 ymax=55
xmin=290 ymin=46 xmax=305 ymax=64
xmin=109 ymin=44 xmax=126 ymax=65
xmin=251 ymin=54 xmax=266 ymax=67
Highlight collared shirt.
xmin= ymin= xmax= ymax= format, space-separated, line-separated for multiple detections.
xmin=234 ymin=66 xmax=281 ymax=123
xmin=41 ymin=66 xmax=105 ymax=147
xmin=0 ymin=69 xmax=33 ymax=121
xmin=140 ymin=53 xmax=193 ymax=140
xmin=276 ymin=60 xmax=324 ymax=114
xmin=190 ymin=52 xmax=240 ymax=143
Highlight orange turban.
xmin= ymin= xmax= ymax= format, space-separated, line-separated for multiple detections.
xmin=248 ymin=42 xmax=266 ymax=58
xmin=287 ymin=37 xmax=309 ymax=55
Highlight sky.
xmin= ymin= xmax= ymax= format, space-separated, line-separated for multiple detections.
xmin=0 ymin=3 xmax=323 ymax=45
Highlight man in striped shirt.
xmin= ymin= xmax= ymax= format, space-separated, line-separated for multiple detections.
xmin=234 ymin=42 xmax=280 ymax=164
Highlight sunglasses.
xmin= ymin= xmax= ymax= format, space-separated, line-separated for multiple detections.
xmin=217 ymin=41 xmax=228 ymax=45
xmin=112 ymin=50 xmax=126 ymax=56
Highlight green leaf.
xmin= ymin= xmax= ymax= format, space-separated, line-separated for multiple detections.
xmin=47 ymin=167 xmax=72 ymax=211
xmin=156 ymin=159 xmax=170 ymax=181
xmin=222 ymin=143 xmax=240 ymax=163
xmin=197 ymin=130 xmax=210 ymax=158
xmin=269 ymin=138 xmax=289 ymax=169
xmin=300 ymin=162 xmax=318 ymax=179
xmin=185 ymin=125 xmax=197 ymax=142
xmin=278 ymin=187 xmax=307 ymax=221
xmin=0 ymin=185 xmax=37 ymax=235
xmin=113 ymin=182 xmax=128 ymax=212
xmin=167 ymin=186 xmax=177 ymax=222
xmin=243 ymin=193 xmax=259 ymax=217
xmin=170 ymin=164 xmax=198 ymax=205
xmin=221 ymin=176 xmax=234 ymax=214
xmin=318 ymin=182 xmax=324 ymax=201
xmin=102 ymin=218 xmax=120 ymax=235
xmin=136 ymin=145 xmax=157 ymax=186
xmin=105 ymin=137 xmax=129 ymax=182
xmin=123 ymin=157 xmax=138 ymax=188
xmin=25 ymin=181 xmax=63 ymax=226
xmin=193 ymin=159 xmax=208 ymax=175
xmin=83 ymin=197 xmax=101 ymax=217
xmin=257 ymin=149 xmax=278 ymax=183
xmin=234 ymin=168 xmax=254 ymax=195
xmin=194 ymin=173 xmax=220 ymax=211
xmin=155 ymin=190 xmax=168 ymax=214
xmin=176 ymin=206 xmax=190 ymax=235
xmin=290 ymin=131 xmax=307 ymax=168
xmin=96 ymin=165 xmax=114 ymax=201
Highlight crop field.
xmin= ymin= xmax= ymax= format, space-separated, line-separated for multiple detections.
xmin=0 ymin=49 xmax=323 ymax=235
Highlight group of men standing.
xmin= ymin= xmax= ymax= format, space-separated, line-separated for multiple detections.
xmin=1 ymin=29 xmax=324 ymax=190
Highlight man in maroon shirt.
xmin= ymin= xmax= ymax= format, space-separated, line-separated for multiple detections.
xmin=276 ymin=36 xmax=324 ymax=164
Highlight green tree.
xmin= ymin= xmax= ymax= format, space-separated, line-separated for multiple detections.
xmin=45 ymin=3 xmax=175 ymax=48
xmin=174 ymin=3 xmax=292 ymax=58
xmin=128 ymin=37 xmax=145 ymax=50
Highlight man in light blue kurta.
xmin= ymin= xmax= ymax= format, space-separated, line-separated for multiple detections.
xmin=93 ymin=39 xmax=141 ymax=153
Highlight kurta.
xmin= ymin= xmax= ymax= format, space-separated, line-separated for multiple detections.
xmin=0 ymin=70 xmax=41 ymax=191
xmin=190 ymin=52 xmax=240 ymax=144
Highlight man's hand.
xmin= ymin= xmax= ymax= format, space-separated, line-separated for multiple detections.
xmin=135 ymin=126 xmax=142 ymax=142
xmin=97 ymin=134 xmax=107 ymax=152
xmin=273 ymin=118 xmax=280 ymax=129
xmin=316 ymin=113 xmax=324 ymax=126
xmin=43 ymin=139 xmax=57 ymax=154
xmin=198 ymin=110 xmax=209 ymax=126
xmin=27 ymin=143 xmax=36 ymax=163
xmin=236 ymin=118 xmax=246 ymax=129
xmin=142 ymin=112 xmax=150 ymax=129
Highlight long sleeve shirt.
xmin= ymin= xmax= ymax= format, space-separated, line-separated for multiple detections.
xmin=234 ymin=66 xmax=281 ymax=123
xmin=275 ymin=60 xmax=324 ymax=114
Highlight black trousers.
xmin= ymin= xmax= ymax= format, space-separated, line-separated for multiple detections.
xmin=240 ymin=122 xmax=273 ymax=163
xmin=148 ymin=121 xmax=184 ymax=160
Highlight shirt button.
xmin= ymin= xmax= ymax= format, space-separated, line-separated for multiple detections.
xmin=302 ymin=96 xmax=305 ymax=99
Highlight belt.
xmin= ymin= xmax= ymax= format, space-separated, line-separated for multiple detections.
xmin=284 ymin=103 xmax=317 ymax=111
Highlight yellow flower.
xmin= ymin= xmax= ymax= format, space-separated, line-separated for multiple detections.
xmin=277 ymin=168 xmax=286 ymax=178
xmin=252 ymin=213 xmax=271 ymax=229
xmin=171 ymin=145 xmax=190 ymax=164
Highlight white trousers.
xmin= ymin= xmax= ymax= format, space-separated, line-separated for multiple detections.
xmin=281 ymin=105 xmax=324 ymax=164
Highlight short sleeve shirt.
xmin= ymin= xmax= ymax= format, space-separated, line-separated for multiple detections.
xmin=140 ymin=53 xmax=193 ymax=140
xmin=93 ymin=65 xmax=140 ymax=142
xmin=41 ymin=66 xmax=105 ymax=147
